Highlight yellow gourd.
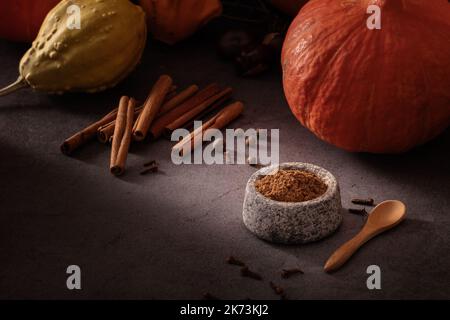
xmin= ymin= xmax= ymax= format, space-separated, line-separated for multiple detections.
xmin=0 ymin=0 xmax=147 ymax=96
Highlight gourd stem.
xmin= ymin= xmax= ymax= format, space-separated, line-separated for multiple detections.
xmin=0 ymin=77 xmax=28 ymax=97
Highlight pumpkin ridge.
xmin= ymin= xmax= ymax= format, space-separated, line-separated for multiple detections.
xmin=282 ymin=5 xmax=365 ymax=132
xmin=374 ymin=13 xmax=413 ymax=152
xmin=416 ymin=17 xmax=450 ymax=145
xmin=416 ymin=44 xmax=432 ymax=146
xmin=362 ymin=25 xmax=383 ymax=151
xmin=282 ymin=2 xmax=363 ymax=79
xmin=305 ymin=20 xmax=366 ymax=131
xmin=411 ymin=11 xmax=449 ymax=148
xmin=368 ymin=14 xmax=394 ymax=151
xmin=332 ymin=27 xmax=383 ymax=151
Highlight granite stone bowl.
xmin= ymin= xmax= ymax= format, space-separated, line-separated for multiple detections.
xmin=243 ymin=162 xmax=342 ymax=244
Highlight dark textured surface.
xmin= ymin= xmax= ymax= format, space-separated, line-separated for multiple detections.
xmin=0 ymin=36 xmax=449 ymax=300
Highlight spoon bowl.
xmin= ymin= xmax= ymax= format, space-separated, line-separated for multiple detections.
xmin=324 ymin=200 xmax=406 ymax=273
xmin=365 ymin=200 xmax=407 ymax=231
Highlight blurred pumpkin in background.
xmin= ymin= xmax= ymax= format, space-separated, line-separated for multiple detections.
xmin=0 ymin=0 xmax=222 ymax=45
xmin=0 ymin=0 xmax=61 ymax=42
xmin=139 ymin=0 xmax=223 ymax=44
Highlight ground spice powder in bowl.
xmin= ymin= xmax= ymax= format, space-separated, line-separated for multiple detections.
xmin=243 ymin=162 xmax=342 ymax=244
xmin=254 ymin=170 xmax=328 ymax=202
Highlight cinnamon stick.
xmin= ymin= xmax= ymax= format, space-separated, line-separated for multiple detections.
xmin=110 ymin=97 xmax=135 ymax=176
xmin=97 ymin=123 xmax=115 ymax=144
xmin=158 ymin=85 xmax=199 ymax=115
xmin=188 ymin=95 xmax=232 ymax=126
xmin=172 ymin=101 xmax=244 ymax=156
xmin=97 ymin=88 xmax=178 ymax=144
xmin=149 ymin=83 xmax=221 ymax=139
xmin=165 ymin=86 xmax=179 ymax=102
xmin=98 ymin=106 xmax=143 ymax=143
xmin=168 ymin=85 xmax=177 ymax=94
xmin=164 ymin=87 xmax=232 ymax=135
xmin=175 ymin=94 xmax=232 ymax=136
xmin=133 ymin=75 xmax=173 ymax=141
xmin=61 ymin=108 xmax=120 ymax=155
xmin=210 ymin=102 xmax=244 ymax=129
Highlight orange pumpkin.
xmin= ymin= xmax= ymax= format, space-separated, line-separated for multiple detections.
xmin=282 ymin=0 xmax=450 ymax=153
xmin=0 ymin=0 xmax=61 ymax=42
xmin=139 ymin=0 xmax=222 ymax=44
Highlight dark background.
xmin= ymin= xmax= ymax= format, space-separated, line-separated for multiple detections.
xmin=0 ymin=29 xmax=449 ymax=299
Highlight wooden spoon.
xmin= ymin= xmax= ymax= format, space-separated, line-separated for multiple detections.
xmin=324 ymin=200 xmax=406 ymax=273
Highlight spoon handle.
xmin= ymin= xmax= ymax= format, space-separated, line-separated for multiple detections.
xmin=324 ymin=229 xmax=373 ymax=273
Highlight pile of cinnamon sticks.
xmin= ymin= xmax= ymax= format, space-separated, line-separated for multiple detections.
xmin=61 ymin=75 xmax=244 ymax=176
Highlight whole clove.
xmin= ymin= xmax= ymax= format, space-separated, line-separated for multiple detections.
xmin=281 ymin=268 xmax=304 ymax=279
xmin=140 ymin=161 xmax=159 ymax=175
xmin=240 ymin=266 xmax=263 ymax=281
xmin=226 ymin=256 xmax=246 ymax=267
xmin=144 ymin=160 xmax=158 ymax=167
xmin=269 ymin=281 xmax=284 ymax=296
xmin=270 ymin=281 xmax=288 ymax=300
xmin=248 ymin=159 xmax=265 ymax=169
xmin=351 ymin=198 xmax=375 ymax=206
xmin=203 ymin=292 xmax=220 ymax=300
xmin=348 ymin=208 xmax=368 ymax=215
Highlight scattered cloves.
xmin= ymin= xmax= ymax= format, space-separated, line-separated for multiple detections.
xmin=240 ymin=266 xmax=263 ymax=281
xmin=351 ymin=198 xmax=375 ymax=206
xmin=348 ymin=208 xmax=368 ymax=215
xmin=281 ymin=268 xmax=304 ymax=279
xmin=226 ymin=256 xmax=246 ymax=267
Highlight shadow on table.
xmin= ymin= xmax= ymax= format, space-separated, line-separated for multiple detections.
xmin=353 ymin=127 xmax=450 ymax=172
xmin=0 ymin=140 xmax=242 ymax=299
